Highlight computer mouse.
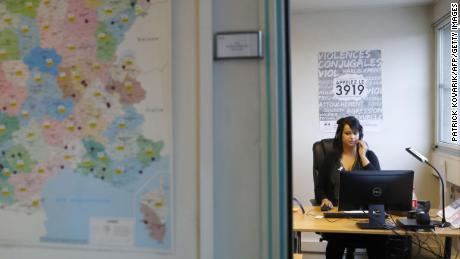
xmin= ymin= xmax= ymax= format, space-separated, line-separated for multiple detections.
xmin=321 ymin=204 xmax=332 ymax=211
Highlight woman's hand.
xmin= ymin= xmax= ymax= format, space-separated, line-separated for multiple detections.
xmin=357 ymin=140 xmax=368 ymax=158
xmin=358 ymin=140 xmax=370 ymax=167
xmin=321 ymin=198 xmax=333 ymax=208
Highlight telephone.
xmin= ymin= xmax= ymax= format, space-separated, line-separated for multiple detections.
xmin=437 ymin=198 xmax=460 ymax=228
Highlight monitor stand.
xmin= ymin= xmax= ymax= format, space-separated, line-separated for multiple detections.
xmin=356 ymin=204 xmax=393 ymax=229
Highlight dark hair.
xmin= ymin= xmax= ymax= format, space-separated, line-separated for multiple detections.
xmin=333 ymin=116 xmax=363 ymax=154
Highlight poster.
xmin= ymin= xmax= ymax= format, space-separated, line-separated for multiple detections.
xmin=318 ymin=49 xmax=383 ymax=132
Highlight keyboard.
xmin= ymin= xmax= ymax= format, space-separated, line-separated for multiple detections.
xmin=323 ymin=212 xmax=369 ymax=218
xmin=323 ymin=211 xmax=389 ymax=219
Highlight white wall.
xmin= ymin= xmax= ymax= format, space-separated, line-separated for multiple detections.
xmin=0 ymin=1 xmax=198 ymax=258
xmin=291 ymin=5 xmax=439 ymax=209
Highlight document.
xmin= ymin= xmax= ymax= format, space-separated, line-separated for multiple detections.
xmin=437 ymin=198 xmax=460 ymax=228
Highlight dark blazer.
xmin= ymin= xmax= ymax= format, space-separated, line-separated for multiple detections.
xmin=316 ymin=150 xmax=380 ymax=205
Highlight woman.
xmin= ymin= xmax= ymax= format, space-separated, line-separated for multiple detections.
xmin=316 ymin=116 xmax=383 ymax=259
xmin=317 ymin=116 xmax=380 ymax=208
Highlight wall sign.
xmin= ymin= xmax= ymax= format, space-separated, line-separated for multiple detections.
xmin=215 ymin=31 xmax=263 ymax=59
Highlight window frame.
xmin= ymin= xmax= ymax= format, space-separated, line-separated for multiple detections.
xmin=434 ymin=15 xmax=460 ymax=154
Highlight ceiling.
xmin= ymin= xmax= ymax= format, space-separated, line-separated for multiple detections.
xmin=291 ymin=0 xmax=437 ymax=13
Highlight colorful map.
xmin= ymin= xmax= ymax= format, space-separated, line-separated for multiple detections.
xmin=0 ymin=0 xmax=172 ymax=251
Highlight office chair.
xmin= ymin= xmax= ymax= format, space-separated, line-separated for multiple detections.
xmin=312 ymin=138 xmax=359 ymax=259
xmin=312 ymin=138 xmax=334 ymax=205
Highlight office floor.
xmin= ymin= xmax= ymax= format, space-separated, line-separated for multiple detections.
xmin=297 ymin=253 xmax=454 ymax=258
xmin=298 ymin=250 xmax=460 ymax=258
xmin=297 ymin=255 xmax=446 ymax=258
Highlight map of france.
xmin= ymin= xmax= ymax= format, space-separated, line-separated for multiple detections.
xmin=0 ymin=0 xmax=171 ymax=251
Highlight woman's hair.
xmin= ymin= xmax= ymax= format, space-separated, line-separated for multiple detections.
xmin=333 ymin=116 xmax=363 ymax=154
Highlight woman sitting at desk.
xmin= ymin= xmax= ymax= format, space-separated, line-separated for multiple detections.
xmin=316 ymin=116 xmax=383 ymax=259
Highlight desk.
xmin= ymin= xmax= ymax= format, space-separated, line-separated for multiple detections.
xmin=293 ymin=206 xmax=460 ymax=258
xmin=293 ymin=253 xmax=302 ymax=259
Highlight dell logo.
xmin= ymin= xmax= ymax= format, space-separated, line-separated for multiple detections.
xmin=372 ymin=187 xmax=383 ymax=197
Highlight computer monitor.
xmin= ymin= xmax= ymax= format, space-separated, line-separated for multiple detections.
xmin=338 ymin=170 xmax=414 ymax=212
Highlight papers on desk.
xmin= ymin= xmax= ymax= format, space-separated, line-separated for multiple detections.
xmin=437 ymin=198 xmax=460 ymax=228
xmin=342 ymin=210 xmax=368 ymax=213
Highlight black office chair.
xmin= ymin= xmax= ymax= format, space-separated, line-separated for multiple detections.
xmin=312 ymin=138 xmax=334 ymax=206
xmin=312 ymin=138 xmax=359 ymax=259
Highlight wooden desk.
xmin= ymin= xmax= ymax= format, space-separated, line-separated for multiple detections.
xmin=293 ymin=253 xmax=302 ymax=259
xmin=293 ymin=206 xmax=460 ymax=258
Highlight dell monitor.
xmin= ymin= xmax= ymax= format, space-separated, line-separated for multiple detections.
xmin=339 ymin=170 xmax=414 ymax=229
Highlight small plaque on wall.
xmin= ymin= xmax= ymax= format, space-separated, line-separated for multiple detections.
xmin=214 ymin=31 xmax=263 ymax=59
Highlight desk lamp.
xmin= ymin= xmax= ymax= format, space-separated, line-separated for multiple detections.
xmin=406 ymin=147 xmax=450 ymax=228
